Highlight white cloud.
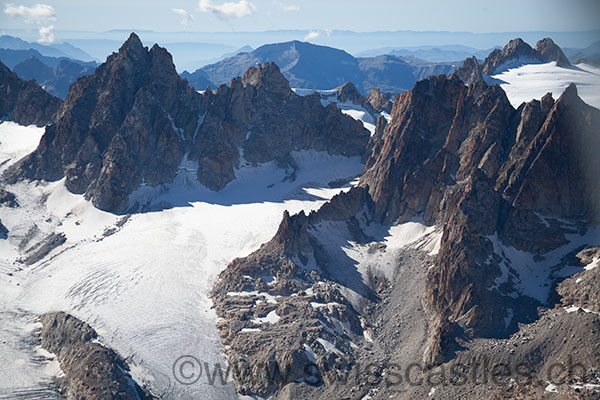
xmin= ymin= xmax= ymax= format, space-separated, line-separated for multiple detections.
xmin=304 ymin=31 xmax=320 ymax=41
xmin=172 ymin=8 xmax=193 ymax=27
xmin=273 ymin=1 xmax=300 ymax=12
xmin=4 ymin=4 xmax=56 ymax=43
xmin=38 ymin=25 xmax=55 ymax=43
xmin=198 ymin=0 xmax=256 ymax=19
xmin=4 ymin=3 xmax=55 ymax=25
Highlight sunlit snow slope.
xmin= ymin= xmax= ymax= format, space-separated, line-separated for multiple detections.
xmin=0 ymin=121 xmax=364 ymax=399
xmin=492 ymin=62 xmax=600 ymax=109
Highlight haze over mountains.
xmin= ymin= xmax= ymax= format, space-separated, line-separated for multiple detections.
xmin=0 ymin=29 xmax=600 ymax=400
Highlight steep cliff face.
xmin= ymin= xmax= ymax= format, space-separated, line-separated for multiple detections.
xmin=0 ymin=60 xmax=62 ymax=126
xmin=7 ymin=34 xmax=370 ymax=212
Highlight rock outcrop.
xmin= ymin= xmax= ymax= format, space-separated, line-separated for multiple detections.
xmin=7 ymin=33 xmax=370 ymax=213
xmin=39 ymin=312 xmax=154 ymax=400
xmin=482 ymin=38 xmax=571 ymax=75
xmin=0 ymin=60 xmax=62 ymax=126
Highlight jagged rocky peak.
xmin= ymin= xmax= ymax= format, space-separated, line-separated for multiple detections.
xmin=482 ymin=37 xmax=572 ymax=75
xmin=367 ymin=87 xmax=393 ymax=113
xmin=334 ymin=81 xmax=363 ymax=103
xmin=481 ymin=38 xmax=538 ymax=74
xmin=0 ymin=60 xmax=62 ymax=126
xmin=241 ymin=61 xmax=291 ymax=95
xmin=6 ymin=33 xmax=370 ymax=213
xmin=451 ymin=56 xmax=486 ymax=86
xmin=6 ymin=32 xmax=201 ymax=212
xmin=534 ymin=37 xmax=571 ymax=67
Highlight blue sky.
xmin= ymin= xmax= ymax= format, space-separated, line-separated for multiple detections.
xmin=2 ymin=0 xmax=600 ymax=35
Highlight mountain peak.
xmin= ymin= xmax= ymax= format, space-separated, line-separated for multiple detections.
xmin=535 ymin=37 xmax=571 ymax=67
xmin=118 ymin=32 xmax=145 ymax=55
xmin=242 ymin=62 xmax=290 ymax=95
xmin=556 ymin=82 xmax=583 ymax=107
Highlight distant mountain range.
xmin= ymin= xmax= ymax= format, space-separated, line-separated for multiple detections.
xmin=0 ymin=36 xmax=98 ymax=98
xmin=185 ymin=41 xmax=457 ymax=94
xmin=0 ymin=35 xmax=95 ymax=62
xmin=564 ymin=40 xmax=600 ymax=66
xmin=357 ymin=44 xmax=500 ymax=62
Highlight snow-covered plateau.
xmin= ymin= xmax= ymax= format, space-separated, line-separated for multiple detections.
xmin=492 ymin=62 xmax=600 ymax=109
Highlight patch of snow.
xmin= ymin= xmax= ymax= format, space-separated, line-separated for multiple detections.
xmin=251 ymin=310 xmax=280 ymax=324
xmin=227 ymin=291 xmax=279 ymax=304
xmin=316 ymin=338 xmax=343 ymax=355
xmin=0 ymin=122 xmax=44 ymax=173
xmin=486 ymin=227 xmax=600 ymax=303
xmin=310 ymin=302 xmax=342 ymax=308
xmin=545 ymin=382 xmax=558 ymax=393
xmin=34 ymin=346 xmax=65 ymax=378
xmin=584 ymin=258 xmax=599 ymax=271
xmin=303 ymin=344 xmax=317 ymax=362
xmin=241 ymin=328 xmax=262 ymax=333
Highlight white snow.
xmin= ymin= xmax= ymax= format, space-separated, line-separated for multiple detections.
xmin=251 ymin=310 xmax=280 ymax=324
xmin=584 ymin=258 xmax=599 ymax=271
xmin=563 ymin=305 xmax=599 ymax=315
xmin=486 ymin=227 xmax=600 ymax=303
xmin=316 ymin=337 xmax=343 ymax=355
xmin=0 ymin=121 xmax=365 ymax=399
xmin=340 ymin=109 xmax=376 ymax=136
xmin=34 ymin=346 xmax=65 ymax=378
xmin=492 ymin=62 xmax=600 ymax=109
xmin=241 ymin=328 xmax=261 ymax=333
xmin=0 ymin=122 xmax=44 ymax=173
xmin=227 ymin=291 xmax=279 ymax=304
xmin=292 ymin=88 xmax=378 ymax=136
xmin=310 ymin=302 xmax=342 ymax=308
xmin=545 ymin=382 xmax=558 ymax=393
xmin=303 ymin=343 xmax=317 ymax=362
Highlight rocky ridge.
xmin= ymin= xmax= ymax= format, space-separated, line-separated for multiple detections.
xmin=6 ymin=33 xmax=370 ymax=213
xmin=39 ymin=312 xmax=154 ymax=400
xmin=0 ymin=60 xmax=62 ymax=126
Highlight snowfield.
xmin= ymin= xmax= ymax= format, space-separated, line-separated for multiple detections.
xmin=492 ymin=62 xmax=600 ymax=109
xmin=0 ymin=122 xmax=364 ymax=399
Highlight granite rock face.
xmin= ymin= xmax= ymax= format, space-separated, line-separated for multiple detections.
xmin=0 ymin=60 xmax=62 ymax=126
xmin=7 ymin=34 xmax=370 ymax=212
